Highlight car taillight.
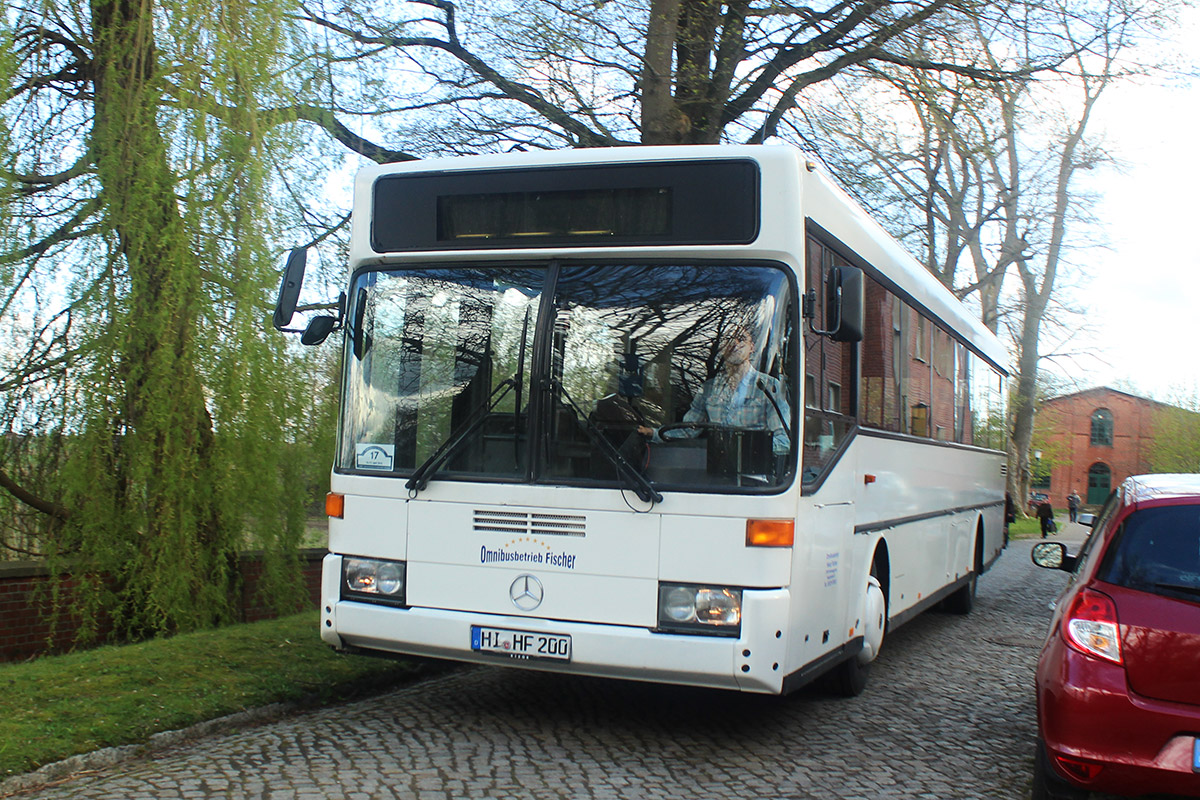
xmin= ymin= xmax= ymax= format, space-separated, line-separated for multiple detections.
xmin=1063 ymin=588 xmax=1122 ymax=664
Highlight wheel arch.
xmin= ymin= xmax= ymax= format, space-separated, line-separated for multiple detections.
xmin=974 ymin=516 xmax=985 ymax=574
xmin=871 ymin=537 xmax=891 ymax=616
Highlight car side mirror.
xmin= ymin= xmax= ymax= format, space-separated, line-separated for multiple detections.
xmin=1031 ymin=541 xmax=1076 ymax=572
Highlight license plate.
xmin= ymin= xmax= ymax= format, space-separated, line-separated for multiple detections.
xmin=471 ymin=626 xmax=572 ymax=661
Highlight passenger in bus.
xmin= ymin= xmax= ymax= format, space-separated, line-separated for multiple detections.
xmin=641 ymin=325 xmax=791 ymax=455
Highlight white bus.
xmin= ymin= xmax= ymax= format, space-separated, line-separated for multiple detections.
xmin=274 ymin=145 xmax=1009 ymax=695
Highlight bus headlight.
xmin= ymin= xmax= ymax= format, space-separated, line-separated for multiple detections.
xmin=657 ymin=583 xmax=742 ymax=636
xmin=342 ymin=557 xmax=407 ymax=606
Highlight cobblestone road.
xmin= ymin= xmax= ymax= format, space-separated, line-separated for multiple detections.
xmin=17 ymin=530 xmax=1108 ymax=800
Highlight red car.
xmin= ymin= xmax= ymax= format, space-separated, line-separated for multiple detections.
xmin=1031 ymin=474 xmax=1200 ymax=798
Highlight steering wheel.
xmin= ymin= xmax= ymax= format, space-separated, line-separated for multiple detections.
xmin=658 ymin=422 xmax=767 ymax=443
xmin=656 ymin=421 xmax=725 ymax=441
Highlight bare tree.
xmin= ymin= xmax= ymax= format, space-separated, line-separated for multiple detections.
xmin=806 ymin=0 xmax=1178 ymax=507
xmin=291 ymin=0 xmax=1054 ymax=154
xmin=1002 ymin=2 xmax=1157 ymax=507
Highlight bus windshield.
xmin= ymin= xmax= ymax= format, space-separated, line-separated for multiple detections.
xmin=338 ymin=263 xmax=797 ymax=492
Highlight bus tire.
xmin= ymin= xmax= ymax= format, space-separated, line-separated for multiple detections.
xmin=831 ymin=651 xmax=871 ymax=697
xmin=943 ymin=572 xmax=976 ymax=615
xmin=944 ymin=524 xmax=983 ymax=615
xmin=832 ymin=561 xmax=887 ymax=697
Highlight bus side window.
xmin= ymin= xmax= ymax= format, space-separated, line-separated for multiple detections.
xmin=860 ymin=277 xmax=902 ymax=433
xmin=802 ymin=235 xmax=858 ymax=483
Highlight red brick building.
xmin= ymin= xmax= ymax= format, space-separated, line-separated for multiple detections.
xmin=1036 ymin=387 xmax=1167 ymax=508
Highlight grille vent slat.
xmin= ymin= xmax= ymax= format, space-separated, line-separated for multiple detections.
xmin=473 ymin=510 xmax=586 ymax=537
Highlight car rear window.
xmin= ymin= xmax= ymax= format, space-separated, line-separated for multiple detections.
xmin=1098 ymin=505 xmax=1200 ymax=603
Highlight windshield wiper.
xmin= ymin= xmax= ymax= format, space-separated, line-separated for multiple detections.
xmin=405 ymin=376 xmax=518 ymax=496
xmin=548 ymin=378 xmax=662 ymax=505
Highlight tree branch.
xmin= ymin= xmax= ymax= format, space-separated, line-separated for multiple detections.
xmin=275 ymin=105 xmax=419 ymax=163
xmin=4 ymin=149 xmax=95 ymax=194
xmin=302 ymin=3 xmax=624 ymax=147
xmin=0 ymin=468 xmax=70 ymax=522
xmin=728 ymin=0 xmax=957 ymax=130
xmin=0 ymin=198 xmax=103 ymax=266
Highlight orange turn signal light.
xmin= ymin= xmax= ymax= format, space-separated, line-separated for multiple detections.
xmin=746 ymin=518 xmax=794 ymax=547
xmin=326 ymin=492 xmax=345 ymax=519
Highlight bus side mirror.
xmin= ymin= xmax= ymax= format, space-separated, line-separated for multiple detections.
xmin=825 ymin=267 xmax=864 ymax=343
xmin=272 ymin=248 xmax=307 ymax=331
xmin=806 ymin=266 xmax=864 ymax=342
xmin=301 ymin=315 xmax=338 ymax=346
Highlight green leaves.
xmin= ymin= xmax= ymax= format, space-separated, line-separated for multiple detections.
xmin=2 ymin=0 xmax=328 ymax=643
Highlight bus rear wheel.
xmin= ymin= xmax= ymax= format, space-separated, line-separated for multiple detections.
xmin=942 ymin=571 xmax=976 ymax=615
xmin=944 ymin=527 xmax=983 ymax=615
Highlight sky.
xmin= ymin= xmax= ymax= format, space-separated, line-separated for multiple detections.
xmin=1052 ymin=7 xmax=1200 ymax=403
xmin=303 ymin=7 xmax=1200 ymax=405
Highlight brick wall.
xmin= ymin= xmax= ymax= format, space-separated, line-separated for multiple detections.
xmin=0 ymin=549 xmax=326 ymax=663
xmin=0 ymin=564 xmax=86 ymax=661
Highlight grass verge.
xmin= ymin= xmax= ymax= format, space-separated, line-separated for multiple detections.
xmin=0 ymin=611 xmax=436 ymax=779
xmin=1007 ymin=516 xmax=1043 ymax=539
xmin=1008 ymin=513 xmax=1080 ymax=540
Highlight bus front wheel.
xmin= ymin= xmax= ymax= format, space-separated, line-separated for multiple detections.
xmin=832 ymin=570 xmax=886 ymax=697
xmin=831 ymin=649 xmax=871 ymax=697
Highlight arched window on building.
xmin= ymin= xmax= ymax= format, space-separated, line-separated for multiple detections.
xmin=1087 ymin=462 xmax=1112 ymax=505
xmin=1090 ymin=408 xmax=1113 ymax=446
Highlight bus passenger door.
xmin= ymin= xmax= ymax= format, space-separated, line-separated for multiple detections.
xmin=801 ymin=470 xmax=859 ymax=663
xmin=801 ymin=233 xmax=867 ymax=660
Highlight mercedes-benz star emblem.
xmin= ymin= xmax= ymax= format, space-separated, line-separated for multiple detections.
xmin=509 ymin=574 xmax=544 ymax=611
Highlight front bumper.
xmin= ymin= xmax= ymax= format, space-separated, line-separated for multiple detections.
xmin=320 ymin=555 xmax=792 ymax=694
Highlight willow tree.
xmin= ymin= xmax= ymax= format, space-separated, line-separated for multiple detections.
xmin=1 ymin=0 xmax=329 ymax=639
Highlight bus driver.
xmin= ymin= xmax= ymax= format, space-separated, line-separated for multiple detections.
xmin=641 ymin=325 xmax=791 ymax=455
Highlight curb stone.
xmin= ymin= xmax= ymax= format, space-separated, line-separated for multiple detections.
xmin=0 ymin=702 xmax=297 ymax=798
xmin=0 ymin=658 xmax=462 ymax=798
